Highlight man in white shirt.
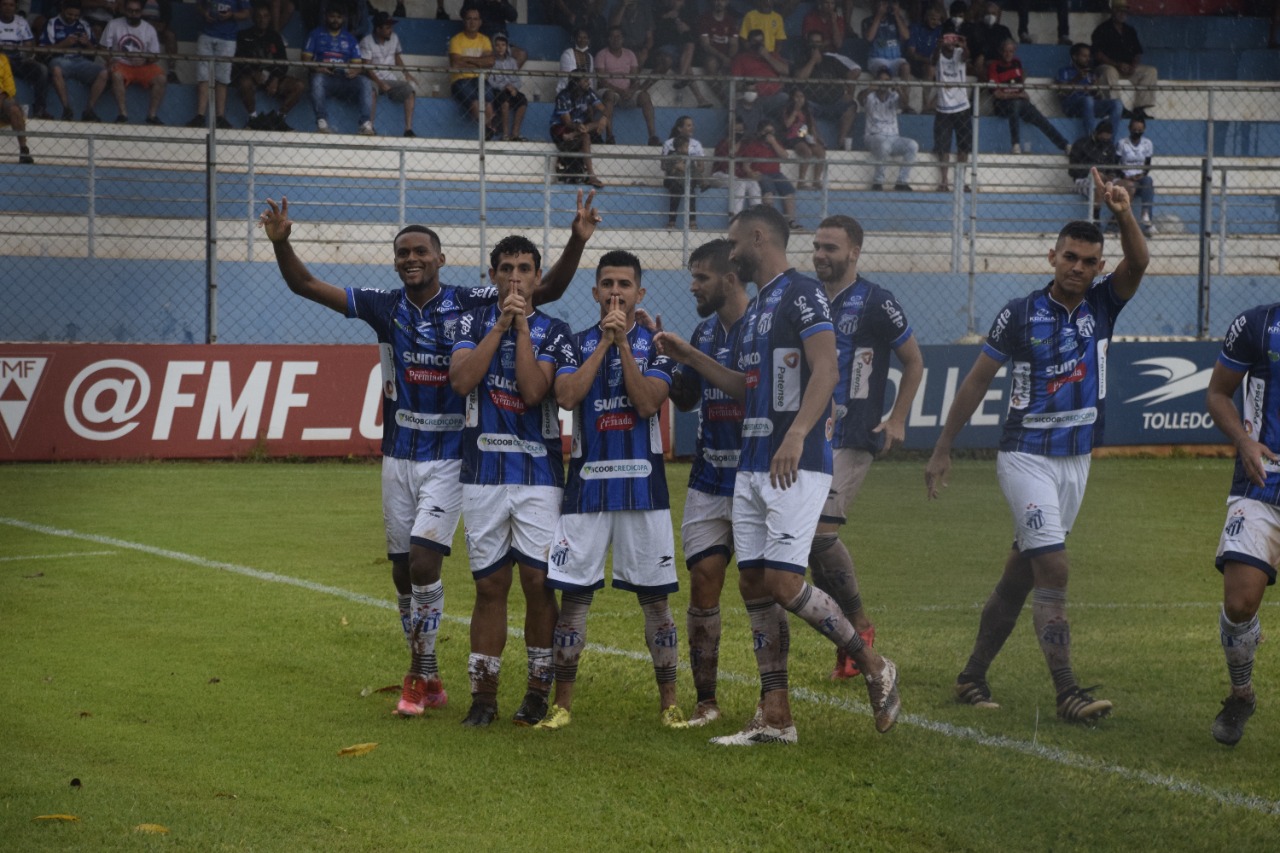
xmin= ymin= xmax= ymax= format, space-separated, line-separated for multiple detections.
xmin=100 ymin=0 xmax=167 ymax=124
xmin=859 ymin=66 xmax=917 ymax=191
xmin=360 ymin=10 xmax=415 ymax=137
xmin=1115 ymin=116 xmax=1155 ymax=235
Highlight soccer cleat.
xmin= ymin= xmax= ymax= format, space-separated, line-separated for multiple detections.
xmin=512 ymin=691 xmax=549 ymax=727
xmin=865 ymin=657 xmax=901 ymax=733
xmin=660 ymin=705 xmax=690 ymax=729
xmin=1056 ymin=685 xmax=1113 ymax=723
xmin=1211 ymin=694 xmax=1256 ymax=746
xmin=316 ymin=118 xmax=331 ymax=133
xmin=423 ymin=675 xmax=448 ymax=709
xmin=954 ymin=677 xmax=1000 ymax=709
xmin=395 ymin=674 xmax=428 ymax=716
xmin=533 ymin=703 xmax=571 ymax=730
xmin=461 ymin=699 xmax=498 ymax=727
xmin=687 ymin=701 xmax=721 ymax=728
xmin=709 ymin=723 xmax=797 ymax=746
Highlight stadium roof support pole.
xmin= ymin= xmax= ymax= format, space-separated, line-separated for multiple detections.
xmin=205 ymin=56 xmax=219 ymax=345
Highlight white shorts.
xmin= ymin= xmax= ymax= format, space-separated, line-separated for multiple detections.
xmin=462 ymin=483 xmax=562 ymax=577
xmin=547 ymin=510 xmax=678 ymax=594
xmin=733 ymin=469 xmax=831 ymax=574
xmin=195 ymin=35 xmax=237 ymax=85
xmin=996 ymin=451 xmax=1091 ymax=557
xmin=681 ymin=487 xmax=734 ymax=567
xmin=867 ymin=56 xmax=909 ymax=77
xmin=820 ymin=448 xmax=874 ymax=525
xmin=1216 ymin=496 xmax=1280 ymax=585
xmin=381 ymin=456 xmax=463 ymax=558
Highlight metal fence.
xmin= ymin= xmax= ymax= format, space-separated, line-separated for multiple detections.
xmin=2 ymin=62 xmax=1277 ymax=347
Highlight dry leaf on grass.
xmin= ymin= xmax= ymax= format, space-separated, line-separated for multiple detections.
xmin=337 ymin=742 xmax=378 ymax=757
xmin=34 ymin=814 xmax=79 ymax=822
xmin=134 ymin=823 xmax=170 ymax=834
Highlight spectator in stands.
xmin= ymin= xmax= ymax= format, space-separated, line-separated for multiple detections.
xmin=487 ymin=32 xmax=527 ymax=141
xmin=1067 ymin=119 xmax=1120 ymax=225
xmin=1055 ymin=42 xmax=1122 ymax=141
xmin=460 ymin=0 xmax=525 ymax=65
xmin=302 ymin=1 xmax=372 ymax=134
xmin=0 ymin=51 xmax=33 ymax=161
xmin=551 ymin=71 xmax=607 ymax=188
xmin=932 ymin=32 xmax=971 ymax=191
xmin=905 ymin=2 xmax=944 ymax=109
xmin=596 ymin=25 xmax=659 ymax=146
xmin=27 ymin=0 xmax=62 ymax=40
xmin=1090 ymin=0 xmax=1156 ymax=121
xmin=729 ymin=27 xmax=789 ymax=116
xmin=967 ymin=0 xmax=1015 ymax=77
xmin=781 ymin=87 xmax=825 ymax=190
xmin=862 ymin=0 xmax=911 ymax=81
xmin=82 ymin=0 xmax=118 ymax=34
xmin=661 ymin=115 xmax=706 ymax=229
xmin=189 ymin=0 xmax=251 ymax=129
xmin=988 ymin=38 xmax=1069 ymax=155
xmin=1009 ymin=0 xmax=1070 ymax=46
xmin=944 ymin=0 xmax=967 ymax=35
xmin=551 ymin=0 xmax=608 ymax=56
xmin=860 ymin=66 xmax=917 ymax=191
xmin=234 ymin=0 xmax=303 ymax=130
xmin=41 ymin=0 xmax=110 ymax=122
xmin=101 ymin=0 xmax=168 ymax=124
xmin=654 ymin=0 xmax=711 ymax=107
xmin=299 ymin=0 xmax=365 ymax=40
xmin=740 ymin=0 xmax=787 ymax=56
xmin=0 ymin=0 xmax=51 ymax=118
xmin=361 ymin=10 xmax=416 ymax=138
xmin=733 ymin=81 xmax=767 ymax=136
xmin=743 ymin=119 xmax=800 ymax=230
xmin=793 ymin=27 xmax=861 ymax=150
xmin=557 ymin=25 xmax=593 ymax=95
xmin=610 ymin=0 xmax=654 ymax=69
xmin=801 ymin=0 xmax=844 ymax=54
xmin=711 ymin=116 xmax=761 ymax=214
xmin=1117 ymin=115 xmax=1155 ymax=234
xmin=447 ymin=5 xmax=494 ymax=129
xmin=695 ymin=0 xmax=737 ymax=103
xmin=141 ymin=0 xmax=178 ymax=83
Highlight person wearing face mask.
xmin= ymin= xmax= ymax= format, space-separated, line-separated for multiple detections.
xmin=1067 ymin=119 xmax=1121 ymax=226
xmin=729 ymin=28 xmax=790 ymax=116
xmin=711 ymin=117 xmax=762 ymax=214
xmin=1116 ymin=116 xmax=1155 ymax=234
xmin=968 ymin=0 xmax=1013 ymax=78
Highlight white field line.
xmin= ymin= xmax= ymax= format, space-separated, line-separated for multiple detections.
xmin=0 ymin=550 xmax=117 ymax=562
xmin=4 ymin=516 xmax=1279 ymax=818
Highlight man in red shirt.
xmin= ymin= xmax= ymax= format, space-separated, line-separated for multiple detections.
xmin=696 ymin=0 xmax=737 ymax=101
xmin=729 ymin=27 xmax=789 ymax=114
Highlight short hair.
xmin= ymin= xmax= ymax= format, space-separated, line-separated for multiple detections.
xmin=1071 ymin=42 xmax=1090 ymax=58
xmin=489 ymin=235 xmax=541 ymax=271
xmin=394 ymin=224 xmax=441 ymax=252
xmin=1057 ymin=220 xmax=1104 ymax=249
xmin=817 ymin=214 xmax=865 ymax=249
xmin=597 ymin=249 xmax=642 ymax=283
xmin=62 ymin=0 xmax=83 ymax=9
xmin=731 ymin=204 xmax=789 ymax=249
xmin=688 ymin=239 xmax=734 ymax=274
xmin=325 ymin=1 xmax=346 ymax=15
xmin=948 ymin=0 xmax=967 ymax=15
xmin=1094 ymin=119 xmax=1113 ymax=135
xmin=746 ymin=28 xmax=765 ymax=41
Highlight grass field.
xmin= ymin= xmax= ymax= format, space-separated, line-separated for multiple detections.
xmin=2 ymin=457 xmax=1278 ymax=851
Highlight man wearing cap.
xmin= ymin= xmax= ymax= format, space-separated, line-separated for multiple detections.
xmin=360 ymin=9 xmax=416 ymax=137
xmin=1090 ymin=0 xmax=1157 ymax=121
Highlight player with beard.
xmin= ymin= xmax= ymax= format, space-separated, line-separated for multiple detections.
xmin=259 ymin=192 xmax=600 ymax=718
xmin=809 ymin=215 xmax=923 ymax=679
xmin=661 ymin=205 xmax=902 ymax=745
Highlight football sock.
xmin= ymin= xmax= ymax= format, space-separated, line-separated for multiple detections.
xmin=784 ymin=582 xmax=864 ymax=656
xmin=1220 ymin=608 xmax=1260 ymax=693
xmin=963 ymin=576 xmax=1030 ymax=680
xmin=396 ymin=592 xmax=412 ymax=645
xmin=746 ymin=596 xmax=789 ymax=694
xmin=1031 ymin=586 xmax=1075 ymax=694
xmin=808 ymin=532 xmax=865 ymax=625
xmin=410 ymin=581 xmax=444 ymax=679
xmin=552 ymin=589 xmax=593 ymax=684
xmin=467 ymin=653 xmax=501 ymax=703
xmin=527 ymin=646 xmax=553 ymax=697
xmin=687 ymin=605 xmax=721 ymax=703
xmin=639 ymin=593 xmax=679 ymax=687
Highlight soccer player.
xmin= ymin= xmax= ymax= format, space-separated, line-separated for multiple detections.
xmin=258 ymin=191 xmax=600 ymax=718
xmin=655 ymin=239 xmax=750 ymax=728
xmin=448 ymin=236 xmax=575 ymax=728
xmin=810 ymin=215 xmax=923 ymax=680
xmin=666 ymin=205 xmax=901 ymax=745
xmin=925 ymin=168 xmax=1148 ymax=724
xmin=1204 ymin=302 xmax=1280 ymax=746
xmin=536 ymin=250 xmax=689 ymax=731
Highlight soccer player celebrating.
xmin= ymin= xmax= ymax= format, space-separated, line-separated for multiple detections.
xmin=449 ymin=236 xmax=576 ymax=728
xmin=664 ymin=205 xmax=901 ymax=745
xmin=536 ymin=250 xmax=690 ymax=731
xmin=259 ymin=192 xmax=599 ymax=718
xmin=657 ymin=239 xmax=750 ymax=727
xmin=1204 ymin=302 xmax=1280 ymax=746
xmin=809 ymin=215 xmax=924 ymax=680
xmin=925 ymin=168 xmax=1148 ymax=724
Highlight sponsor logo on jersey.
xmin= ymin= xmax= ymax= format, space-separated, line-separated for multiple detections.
xmin=596 ymin=411 xmax=636 ymax=431
xmin=1046 ymin=360 xmax=1086 ymax=394
xmin=850 ymin=347 xmax=873 ymax=400
xmin=593 ymin=394 xmax=633 ymax=413
xmin=403 ymin=351 xmax=450 ymax=366
xmin=745 ymin=368 xmax=761 ymax=389
xmin=991 ymin=307 xmax=1012 ymax=341
xmin=488 ymin=388 xmax=527 ymax=413
xmin=580 ymin=459 xmax=652 ymax=479
xmin=1020 ymin=407 xmax=1097 ymax=429
xmin=703 ymin=448 xmax=741 ymax=467
xmin=882 ymin=299 xmax=905 ymax=329
xmin=796 ymin=295 xmax=815 ymax=325
xmin=396 ymin=410 xmax=464 ymax=431
xmin=707 ymin=401 xmax=743 ymax=421
xmin=405 ymin=367 xmax=449 ymax=386
xmin=477 ymin=433 xmax=547 ymax=456
xmin=773 ymin=347 xmax=801 ymax=412
xmin=742 ymin=417 xmax=773 ymax=437
xmin=1224 ymin=315 xmax=1247 ymax=350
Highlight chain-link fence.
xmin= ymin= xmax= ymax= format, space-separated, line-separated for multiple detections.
xmin=3 ymin=59 xmax=1277 ymax=347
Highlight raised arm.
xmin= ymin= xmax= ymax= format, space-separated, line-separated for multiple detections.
xmin=924 ymin=350 xmax=1003 ymax=498
xmin=534 ymin=189 xmax=602 ymax=304
xmin=1094 ymin=166 xmax=1148 ymax=301
xmin=259 ymin=197 xmax=348 ymax=314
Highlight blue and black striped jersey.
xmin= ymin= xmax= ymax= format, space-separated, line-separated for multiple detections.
xmin=676 ymin=314 xmax=745 ymax=497
xmin=1218 ymin=302 xmax=1280 ymax=506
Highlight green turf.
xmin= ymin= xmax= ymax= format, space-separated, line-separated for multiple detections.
xmin=1 ymin=458 xmax=1276 ymax=851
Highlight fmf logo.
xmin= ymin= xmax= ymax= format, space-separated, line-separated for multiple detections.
xmin=0 ymin=357 xmax=48 ymax=441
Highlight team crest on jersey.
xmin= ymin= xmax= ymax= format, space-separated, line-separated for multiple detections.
xmin=608 ymin=360 xmax=622 ymax=388
xmin=838 ymin=313 xmax=860 ymax=336
xmin=550 ymin=538 xmax=570 ymax=567
xmin=1225 ymin=510 xmax=1246 ymax=538
xmin=1075 ymin=314 xmax=1095 ymax=338
xmin=1023 ymin=503 xmax=1045 ymax=530
xmin=443 ymin=317 xmax=459 ymax=341
xmin=756 ymin=312 xmax=773 ymax=336
xmin=501 ymin=346 xmax=515 ymax=371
